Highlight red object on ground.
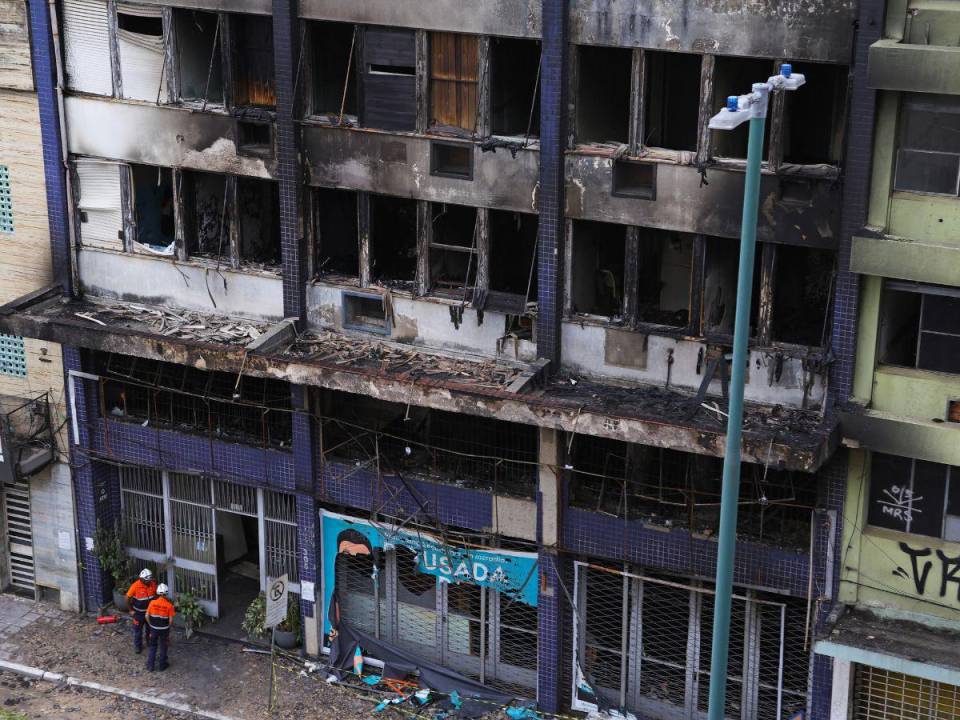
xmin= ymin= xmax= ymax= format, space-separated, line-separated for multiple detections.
xmin=96 ymin=615 xmax=117 ymax=624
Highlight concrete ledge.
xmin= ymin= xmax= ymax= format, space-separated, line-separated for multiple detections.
xmin=868 ymin=40 xmax=960 ymax=94
xmin=851 ymin=235 xmax=960 ymax=286
xmin=815 ymin=640 xmax=960 ymax=688
xmin=840 ymin=410 xmax=960 ymax=467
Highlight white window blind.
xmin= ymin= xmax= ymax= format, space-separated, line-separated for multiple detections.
xmin=75 ymin=159 xmax=124 ymax=251
xmin=62 ymin=0 xmax=113 ymax=96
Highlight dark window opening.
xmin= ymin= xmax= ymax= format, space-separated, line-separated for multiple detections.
xmin=611 ymin=160 xmax=656 ymax=199
xmin=237 ymin=177 xmax=280 ymax=267
xmin=771 ymin=245 xmax=835 ymax=346
xmin=879 ymin=283 xmax=960 ymax=374
xmin=370 ymin=194 xmax=417 ymax=288
xmin=703 ymin=236 xmax=761 ymax=337
xmin=131 ymin=164 xmax=174 ymax=251
xmin=576 ymin=45 xmax=631 ymax=145
xmin=117 ymin=12 xmax=162 ymax=35
xmin=711 ymin=56 xmax=774 ymax=159
xmin=343 ymin=292 xmax=389 ymax=334
xmin=571 ymin=220 xmax=626 ymax=317
xmin=174 ymin=10 xmax=223 ymax=105
xmin=569 ymin=435 xmax=815 ymax=548
xmin=319 ymin=389 xmax=538 ymax=497
xmin=310 ymin=20 xmax=357 ymax=118
xmin=182 ymin=170 xmax=227 ymax=260
xmin=491 ymin=37 xmax=540 ymax=137
xmin=314 ymin=188 xmax=358 ymax=278
xmin=894 ymin=94 xmax=960 ymax=196
xmin=238 ymin=120 xmax=271 ymax=154
xmin=633 ymin=228 xmax=693 ymax=327
xmin=430 ymin=203 xmax=477 ymax=295
xmin=644 ymin=51 xmax=700 ymax=152
xmin=429 ymin=32 xmax=479 ymax=133
xmin=782 ymin=63 xmax=847 ymax=165
xmin=430 ymin=141 xmax=473 ymax=180
xmin=93 ymin=351 xmax=292 ymax=448
xmin=867 ymin=453 xmax=960 ymax=541
xmin=361 ymin=27 xmax=416 ymax=132
xmin=231 ymin=14 xmax=275 ymax=108
xmin=489 ymin=210 xmax=538 ymax=300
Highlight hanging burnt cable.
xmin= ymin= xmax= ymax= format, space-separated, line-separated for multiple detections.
xmin=200 ymin=15 xmax=221 ymax=112
xmin=521 ymin=53 xmax=542 ymax=150
xmin=292 ymin=23 xmax=306 ymax=100
xmin=458 ymin=210 xmax=481 ymax=312
xmin=337 ymin=26 xmax=358 ymax=125
xmin=155 ymin=36 xmax=167 ymax=106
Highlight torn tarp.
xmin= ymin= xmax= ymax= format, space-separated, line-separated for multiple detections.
xmin=329 ymin=621 xmax=513 ymax=717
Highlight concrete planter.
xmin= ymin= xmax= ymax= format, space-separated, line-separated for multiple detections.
xmin=274 ymin=629 xmax=299 ymax=649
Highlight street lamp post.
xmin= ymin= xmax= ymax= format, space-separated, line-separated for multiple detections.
xmin=705 ymin=64 xmax=806 ymax=720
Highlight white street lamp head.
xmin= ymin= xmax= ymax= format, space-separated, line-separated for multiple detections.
xmin=708 ymin=63 xmax=807 ymax=131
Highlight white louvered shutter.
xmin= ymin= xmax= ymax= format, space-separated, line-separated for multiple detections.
xmin=75 ymin=159 xmax=124 ymax=251
xmin=62 ymin=0 xmax=113 ymax=96
xmin=116 ymin=4 xmax=166 ymax=102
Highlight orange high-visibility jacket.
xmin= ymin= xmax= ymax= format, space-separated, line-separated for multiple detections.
xmin=126 ymin=579 xmax=158 ymax=613
xmin=145 ymin=596 xmax=176 ymax=631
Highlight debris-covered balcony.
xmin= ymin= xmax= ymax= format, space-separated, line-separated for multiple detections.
xmin=0 ymin=393 xmax=57 ymax=484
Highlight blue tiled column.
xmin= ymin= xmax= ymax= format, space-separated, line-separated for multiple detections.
xmin=291 ymin=385 xmax=319 ymax=634
xmin=273 ymin=0 xmax=306 ymax=323
xmin=536 ymin=0 xmax=569 ymax=365
xmin=537 ymin=550 xmax=567 ymax=712
xmin=27 ymin=0 xmax=72 ymax=294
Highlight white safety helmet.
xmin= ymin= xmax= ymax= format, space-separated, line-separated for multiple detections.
xmin=139 ymin=568 xmax=153 ymax=581
xmin=156 ymin=583 xmax=169 ymax=596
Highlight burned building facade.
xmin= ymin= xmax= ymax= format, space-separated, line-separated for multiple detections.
xmin=3 ymin=0 xmax=864 ymax=715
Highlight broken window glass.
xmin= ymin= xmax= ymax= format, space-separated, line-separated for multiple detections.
xmin=430 ymin=32 xmax=480 ymax=133
xmin=770 ymin=245 xmax=835 ymax=346
xmin=644 ymin=51 xmax=700 ymax=152
xmin=131 ymin=164 xmax=175 ymax=254
xmin=894 ymin=94 xmax=960 ymax=195
xmin=370 ymin=194 xmax=417 ymax=289
xmin=570 ymin=220 xmax=626 ymax=317
xmin=310 ymin=20 xmax=357 ymax=120
xmin=576 ymin=45 xmax=631 ymax=145
xmin=237 ymin=177 xmax=281 ymax=268
xmin=314 ymin=187 xmax=358 ymax=279
xmin=491 ymin=37 xmax=540 ymax=138
xmin=182 ymin=170 xmax=228 ymax=261
xmin=781 ymin=62 xmax=847 ymax=165
xmin=174 ymin=9 xmax=223 ymax=106
xmin=879 ymin=282 xmax=960 ymax=374
xmin=632 ymin=228 xmax=693 ymax=327
xmin=231 ymin=14 xmax=275 ymax=109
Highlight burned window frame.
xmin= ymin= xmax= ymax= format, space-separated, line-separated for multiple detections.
xmin=877 ymin=280 xmax=960 ymax=375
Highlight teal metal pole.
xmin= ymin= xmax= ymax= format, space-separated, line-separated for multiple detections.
xmin=706 ymin=110 xmax=767 ymax=720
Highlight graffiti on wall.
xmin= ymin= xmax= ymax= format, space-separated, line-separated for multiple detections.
xmin=876 ymin=485 xmax=921 ymax=527
xmin=892 ymin=541 xmax=960 ymax=602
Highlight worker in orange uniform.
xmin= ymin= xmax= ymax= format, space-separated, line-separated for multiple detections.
xmin=126 ymin=568 xmax=157 ymax=654
xmin=145 ymin=583 xmax=176 ymax=672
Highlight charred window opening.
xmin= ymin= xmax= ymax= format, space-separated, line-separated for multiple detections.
xmin=770 ymin=245 xmax=835 ymax=346
xmin=644 ymin=51 xmax=701 ymax=152
xmin=430 ymin=141 xmax=473 ymax=180
xmin=231 ymin=14 xmax=275 ymax=109
xmin=703 ymin=236 xmax=761 ymax=337
xmin=313 ymin=188 xmax=358 ymax=279
xmin=489 ymin=210 xmax=537 ymax=300
xmin=361 ymin=27 xmax=416 ymax=132
xmin=879 ymin=282 xmax=960 ymax=375
xmin=568 ymin=435 xmax=815 ymax=547
xmin=429 ymin=32 xmax=479 ymax=134
xmin=117 ymin=10 xmax=161 ymax=35
xmin=131 ymin=164 xmax=174 ymax=252
xmin=571 ymin=220 xmax=626 ymax=317
xmin=92 ymin=351 xmax=292 ymax=448
xmin=237 ymin=178 xmax=280 ymax=268
xmin=711 ymin=56 xmax=774 ymax=159
xmin=633 ymin=228 xmax=693 ymax=327
xmin=370 ymin=194 xmax=417 ymax=289
xmin=894 ymin=94 xmax=960 ymax=196
xmin=238 ymin=121 xmax=271 ymax=155
xmin=782 ymin=63 xmax=847 ymax=165
xmin=182 ymin=170 xmax=228 ymax=260
xmin=430 ymin=203 xmax=477 ymax=295
xmin=576 ymin=45 xmax=631 ymax=145
xmin=343 ymin=291 xmax=389 ymax=334
xmin=491 ymin=37 xmax=540 ymax=137
xmin=310 ymin=20 xmax=357 ymax=119
xmin=174 ymin=9 xmax=223 ymax=105
xmin=611 ymin=160 xmax=656 ymax=199
xmin=319 ymin=390 xmax=537 ymax=497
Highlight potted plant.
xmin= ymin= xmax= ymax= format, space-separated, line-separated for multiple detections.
xmin=241 ymin=592 xmax=267 ymax=641
xmin=93 ymin=522 xmax=132 ymax=611
xmin=175 ymin=590 xmax=208 ymax=639
xmin=275 ymin=596 xmax=301 ymax=649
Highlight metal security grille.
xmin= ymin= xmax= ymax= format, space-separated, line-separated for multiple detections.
xmin=3 ymin=479 xmax=34 ymax=591
xmin=855 ymin=666 xmax=960 ymax=720
xmin=214 ymin=479 xmax=257 ymax=515
xmin=0 ymin=165 xmax=12 ymax=233
xmin=0 ymin=335 xmax=26 ymax=378
xmin=573 ymin=563 xmax=808 ymax=720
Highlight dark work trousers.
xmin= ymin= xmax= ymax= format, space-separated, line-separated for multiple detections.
xmin=132 ymin=611 xmax=150 ymax=652
xmin=146 ymin=627 xmax=169 ymax=671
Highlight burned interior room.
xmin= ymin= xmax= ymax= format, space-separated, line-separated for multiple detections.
xmin=309 ymin=20 xmax=357 ymax=120
xmin=429 ymin=202 xmax=478 ymax=295
xmin=231 ymin=13 xmax=275 ymax=109
xmin=632 ymin=228 xmax=693 ymax=328
xmin=644 ymin=50 xmax=701 ymax=152
xmin=370 ymin=194 xmax=417 ymax=288
xmin=575 ymin=45 xmax=631 ymax=145
xmin=237 ymin=177 xmax=281 ymax=268
xmin=174 ymin=9 xmax=223 ymax=105
xmin=313 ymin=187 xmax=359 ymax=279
xmin=489 ymin=209 xmax=538 ymax=301
xmin=131 ymin=164 xmax=174 ymax=252
xmin=570 ymin=219 xmax=626 ymax=317
xmin=182 ymin=170 xmax=228 ymax=260
xmin=491 ymin=37 xmax=541 ymax=138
